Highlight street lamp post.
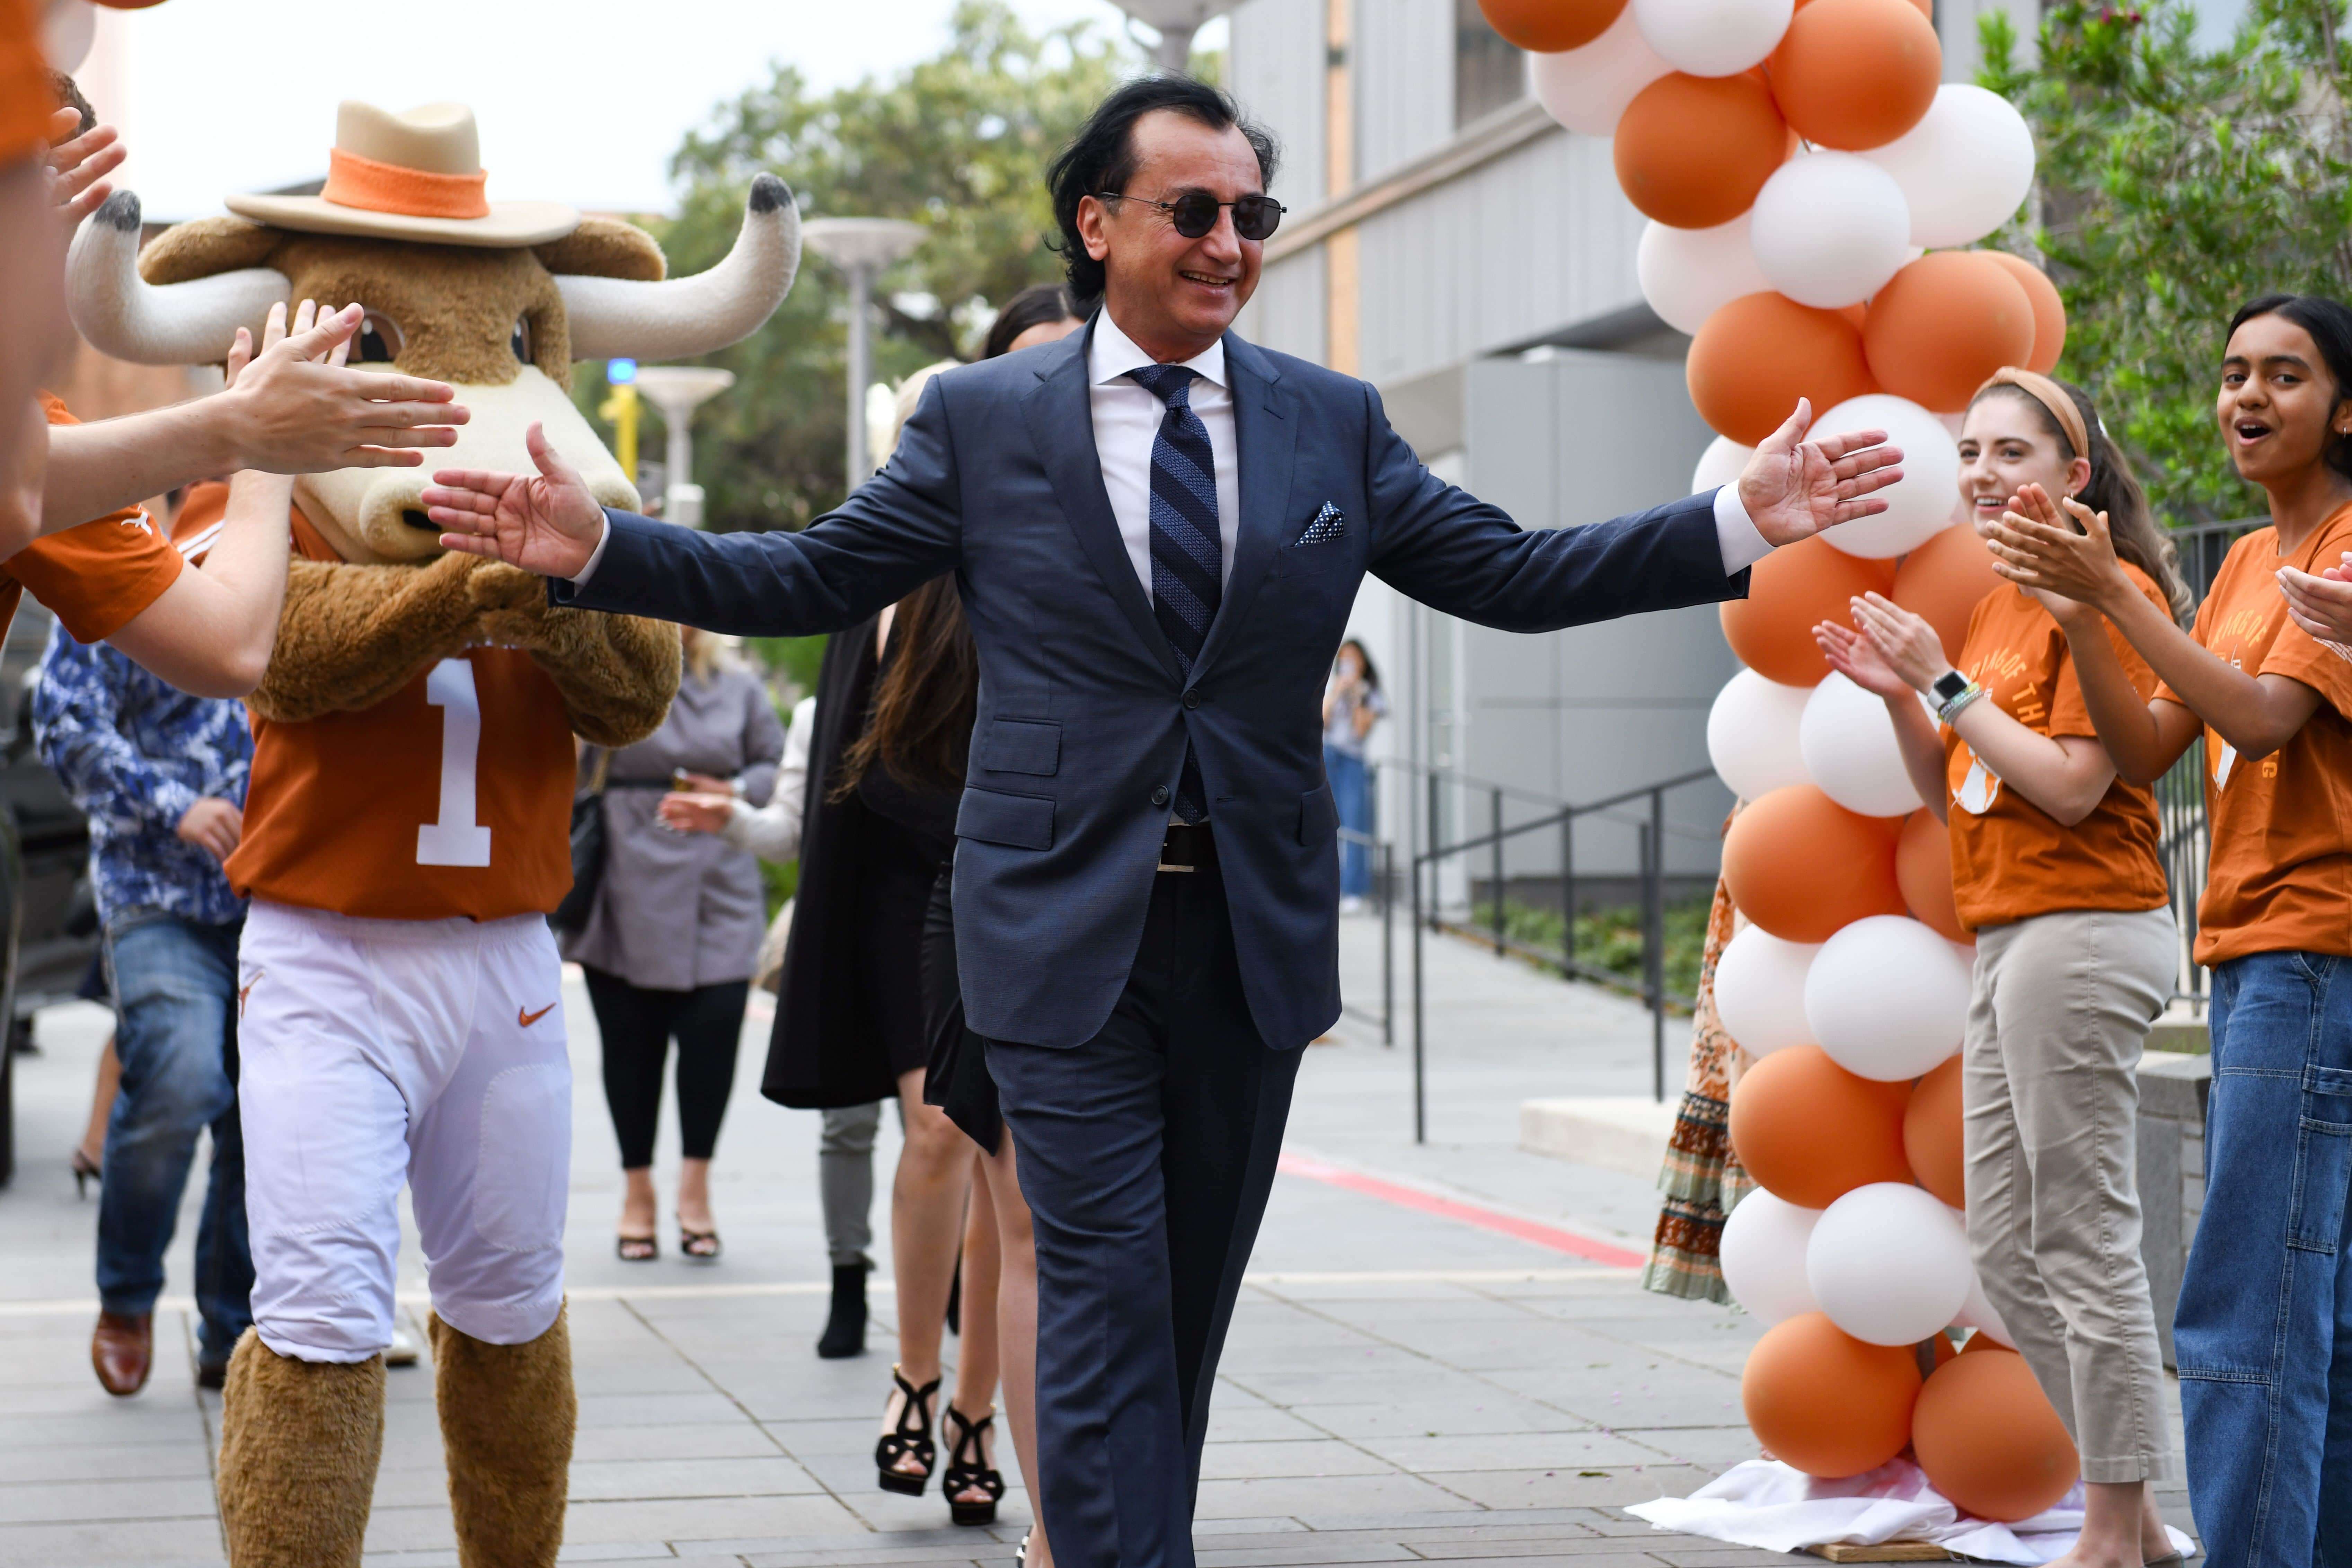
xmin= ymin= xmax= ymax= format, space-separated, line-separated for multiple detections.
xmin=801 ymin=217 xmax=924 ymax=497
xmin=630 ymin=366 xmax=736 ymax=528
xmin=1105 ymin=0 xmax=1243 ymax=72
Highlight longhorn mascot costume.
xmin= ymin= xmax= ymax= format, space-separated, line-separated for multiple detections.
xmin=65 ymin=101 xmax=800 ymax=1567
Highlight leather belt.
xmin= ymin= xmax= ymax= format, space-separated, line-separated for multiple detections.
xmin=1157 ymin=822 xmax=1216 ymax=874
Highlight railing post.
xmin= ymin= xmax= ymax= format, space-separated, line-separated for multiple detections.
xmin=1490 ymin=787 xmax=1505 ymax=957
xmin=1380 ymin=841 xmax=1395 ymax=1046
xmin=1644 ymin=790 xmax=1667 ymax=1104
xmin=1411 ymin=851 xmax=1426 ymax=1144
xmin=1559 ymin=810 xmax=1575 ymax=980
xmin=1425 ymin=770 xmax=1441 ymax=932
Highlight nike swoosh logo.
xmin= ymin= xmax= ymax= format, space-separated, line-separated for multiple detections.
xmin=519 ymin=1003 xmax=557 ymax=1028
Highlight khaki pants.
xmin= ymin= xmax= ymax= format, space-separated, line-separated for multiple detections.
xmin=1964 ymin=905 xmax=2178 ymax=1483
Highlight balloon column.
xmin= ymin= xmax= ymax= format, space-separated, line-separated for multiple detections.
xmin=1500 ymin=0 xmax=2079 ymax=1518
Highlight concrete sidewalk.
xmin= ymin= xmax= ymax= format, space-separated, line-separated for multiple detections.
xmin=0 ymin=913 xmax=2191 ymax=1566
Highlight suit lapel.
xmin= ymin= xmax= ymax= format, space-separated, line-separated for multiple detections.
xmin=1193 ymin=332 xmax=1294 ymax=678
xmin=1020 ymin=324 xmax=1183 ymax=685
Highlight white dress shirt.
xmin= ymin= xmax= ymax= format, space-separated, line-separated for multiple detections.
xmin=569 ymin=313 xmax=1772 ymax=583
xmin=1088 ymin=310 xmax=1242 ymax=596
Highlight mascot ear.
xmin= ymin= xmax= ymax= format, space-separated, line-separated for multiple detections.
xmin=139 ymin=215 xmax=283 ymax=284
xmin=535 ymin=219 xmax=665 ymax=283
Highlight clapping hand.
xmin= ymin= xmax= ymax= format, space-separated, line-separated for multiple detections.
xmin=2279 ymin=551 xmax=2352 ymax=646
xmin=1736 ymin=399 xmax=1907 ymax=547
xmin=426 ymin=423 xmax=607 ymax=579
xmin=1815 ymin=618 xmax=1914 ymax=700
xmin=658 ymin=791 xmax=736 ymax=835
xmin=1986 ymin=484 xmax=2123 ymax=615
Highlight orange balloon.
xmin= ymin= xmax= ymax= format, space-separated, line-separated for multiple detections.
xmin=1689 ymin=293 xmax=1877 ymax=447
xmin=1904 ymin=1054 xmax=1966 ymax=1206
xmin=1768 ymin=0 xmax=1940 ymax=150
xmin=1795 ymin=0 xmax=1931 ymax=16
xmin=1912 ymin=1349 xmax=2080 ymax=1520
xmin=1982 ymin=250 xmax=2068 ymax=374
xmin=1893 ymin=523 xmax=2002 ymax=664
xmin=1896 ymin=807 xmax=1968 ymax=944
xmin=1722 ymin=784 xmax=1907 ymax=943
xmin=1865 ymin=253 xmax=2039 ymax=413
xmin=1729 ymin=1045 xmax=1916 ymax=1207
xmin=1721 ymin=536 xmax=1898 ymax=686
xmin=1743 ymin=1312 xmax=1923 ymax=1478
xmin=1479 ymin=0 xmax=1628 ymax=51
xmin=1614 ymin=74 xmax=1789 ymax=229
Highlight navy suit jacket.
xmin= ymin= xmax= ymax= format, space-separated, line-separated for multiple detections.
xmin=558 ymin=324 xmax=1748 ymax=1051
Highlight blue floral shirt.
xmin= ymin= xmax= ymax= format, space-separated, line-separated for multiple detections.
xmin=30 ymin=620 xmax=251 ymax=927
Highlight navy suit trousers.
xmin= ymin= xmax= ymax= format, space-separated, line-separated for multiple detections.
xmin=988 ymin=859 xmax=1302 ymax=1568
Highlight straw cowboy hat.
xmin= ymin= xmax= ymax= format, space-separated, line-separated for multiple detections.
xmin=227 ymin=100 xmax=579 ymax=248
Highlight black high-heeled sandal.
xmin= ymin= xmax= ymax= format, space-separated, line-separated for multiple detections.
xmin=940 ymin=1403 xmax=1004 ymax=1526
xmin=875 ymin=1364 xmax=941 ymax=1496
xmin=70 ymin=1148 xmax=100 ymax=1199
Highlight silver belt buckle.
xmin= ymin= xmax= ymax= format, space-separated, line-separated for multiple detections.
xmin=1156 ymin=859 xmax=1197 ymax=873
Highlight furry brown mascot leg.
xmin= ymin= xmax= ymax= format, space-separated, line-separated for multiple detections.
xmin=430 ymin=1307 xmax=576 ymax=1568
xmin=217 ymin=1328 xmax=387 ymax=1567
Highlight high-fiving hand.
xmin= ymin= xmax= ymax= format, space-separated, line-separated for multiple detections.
xmin=2279 ymin=551 xmax=2352 ymax=648
xmin=216 ymin=301 xmax=468 ymax=474
xmin=426 ymin=423 xmax=607 ymax=579
xmin=1736 ymin=399 xmax=1906 ymax=548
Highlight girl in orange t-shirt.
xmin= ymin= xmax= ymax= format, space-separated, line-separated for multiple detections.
xmin=1991 ymin=295 xmax=2352 ymax=1568
xmin=1818 ymin=370 xmax=2193 ymax=1568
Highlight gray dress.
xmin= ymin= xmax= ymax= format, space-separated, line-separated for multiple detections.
xmin=563 ymin=664 xmax=787 ymax=992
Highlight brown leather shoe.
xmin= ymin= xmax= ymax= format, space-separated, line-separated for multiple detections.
xmin=91 ymin=1311 xmax=152 ymax=1397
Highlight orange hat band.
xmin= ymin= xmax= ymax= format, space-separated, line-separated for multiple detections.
xmin=321 ymin=147 xmax=489 ymax=221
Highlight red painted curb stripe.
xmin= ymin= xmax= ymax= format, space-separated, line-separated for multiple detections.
xmin=1277 ymin=1153 xmax=1648 ymax=1269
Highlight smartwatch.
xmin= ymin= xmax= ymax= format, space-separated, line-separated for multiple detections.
xmin=1930 ymin=670 xmax=1970 ymax=706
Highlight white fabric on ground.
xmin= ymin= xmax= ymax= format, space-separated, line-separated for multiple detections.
xmin=1624 ymin=1458 xmax=2195 ymax=1565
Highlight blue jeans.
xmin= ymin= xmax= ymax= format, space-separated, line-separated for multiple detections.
xmin=2175 ymin=950 xmax=2352 ymax=1567
xmin=97 ymin=911 xmax=252 ymax=1365
xmin=1325 ymin=745 xmax=1371 ymax=899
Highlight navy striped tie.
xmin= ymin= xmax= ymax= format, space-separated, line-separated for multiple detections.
xmin=1129 ymin=362 xmax=1220 ymax=822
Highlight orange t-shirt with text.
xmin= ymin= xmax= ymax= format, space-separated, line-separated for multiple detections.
xmin=224 ymin=513 xmax=579 ymax=922
xmin=1942 ymin=566 xmax=2170 ymax=931
xmin=2157 ymin=508 xmax=2352 ymax=964
xmin=10 ymin=397 xmax=187 ymax=646
xmin=0 ymin=0 xmax=52 ymax=165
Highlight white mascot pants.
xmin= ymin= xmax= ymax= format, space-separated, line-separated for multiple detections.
xmin=237 ymin=900 xmax=572 ymax=1363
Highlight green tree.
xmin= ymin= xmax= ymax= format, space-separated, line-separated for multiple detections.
xmin=581 ymin=0 xmax=1136 ymax=545
xmin=1982 ymin=0 xmax=2352 ymax=523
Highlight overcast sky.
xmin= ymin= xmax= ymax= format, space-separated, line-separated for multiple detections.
xmin=79 ymin=0 xmax=1220 ymax=222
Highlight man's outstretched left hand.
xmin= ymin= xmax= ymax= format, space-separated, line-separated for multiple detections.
xmin=1737 ymin=400 xmax=1905 ymax=549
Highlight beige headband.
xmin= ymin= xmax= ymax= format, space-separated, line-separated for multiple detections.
xmin=1975 ymin=366 xmax=2090 ymax=461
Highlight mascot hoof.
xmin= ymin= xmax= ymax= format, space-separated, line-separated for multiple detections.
xmin=218 ymin=1329 xmax=387 ymax=1568
xmin=431 ymin=1308 xmax=577 ymax=1568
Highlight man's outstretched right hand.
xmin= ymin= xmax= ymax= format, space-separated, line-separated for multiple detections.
xmin=425 ymin=422 xmax=604 ymax=580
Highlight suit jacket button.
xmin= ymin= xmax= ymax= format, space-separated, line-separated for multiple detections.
xmin=1183 ymin=690 xmax=1201 ymax=710
xmin=1151 ymin=785 xmax=1170 ymax=807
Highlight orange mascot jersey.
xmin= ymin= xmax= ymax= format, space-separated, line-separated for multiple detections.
xmin=226 ymin=513 xmax=577 ymax=921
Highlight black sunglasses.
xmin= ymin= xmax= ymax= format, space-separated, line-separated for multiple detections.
xmin=1095 ymin=190 xmax=1286 ymax=242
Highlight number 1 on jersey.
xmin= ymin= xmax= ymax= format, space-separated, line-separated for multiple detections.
xmin=418 ymin=658 xmax=493 ymax=868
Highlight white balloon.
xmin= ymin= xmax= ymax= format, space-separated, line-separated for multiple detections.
xmin=1804 ymin=914 xmax=1972 ymax=1080
xmin=1528 ymin=7 xmax=1673 ymax=136
xmin=1709 ymin=668 xmax=1812 ymax=801
xmin=1860 ymin=85 xmax=2037 ymax=250
xmin=1956 ymin=1271 xmax=2016 ymax=1347
xmin=1632 ymin=0 xmax=1792 ymax=77
xmin=1800 ymin=672 xmax=1924 ymax=818
xmin=1714 ymin=923 xmax=1821 ymax=1055
xmin=1748 ymin=153 xmax=1912 ymax=309
xmin=1640 ymin=217 xmax=1774 ymax=336
xmin=1690 ymin=434 xmax=1754 ymax=495
xmin=1806 ymin=1183 xmax=1974 ymax=1346
xmin=1720 ymin=1191 xmax=1822 ymax=1325
xmin=1813 ymin=394 xmax=1962 ymax=558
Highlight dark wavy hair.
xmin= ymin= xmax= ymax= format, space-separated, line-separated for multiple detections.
xmin=2227 ymin=293 xmax=2352 ymax=485
xmin=1045 ymin=76 xmax=1279 ymax=303
xmin=1969 ymin=377 xmax=2194 ymax=625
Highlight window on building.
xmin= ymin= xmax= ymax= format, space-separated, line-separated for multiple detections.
xmin=1455 ymin=0 xmax=1526 ymax=129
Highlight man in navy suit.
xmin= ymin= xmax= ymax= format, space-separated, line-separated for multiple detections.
xmin=428 ymin=76 xmax=1899 ymax=1568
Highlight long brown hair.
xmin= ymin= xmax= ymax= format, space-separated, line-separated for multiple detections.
xmin=834 ymin=575 xmax=979 ymax=797
xmin=1971 ymin=379 xmax=2196 ymax=625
